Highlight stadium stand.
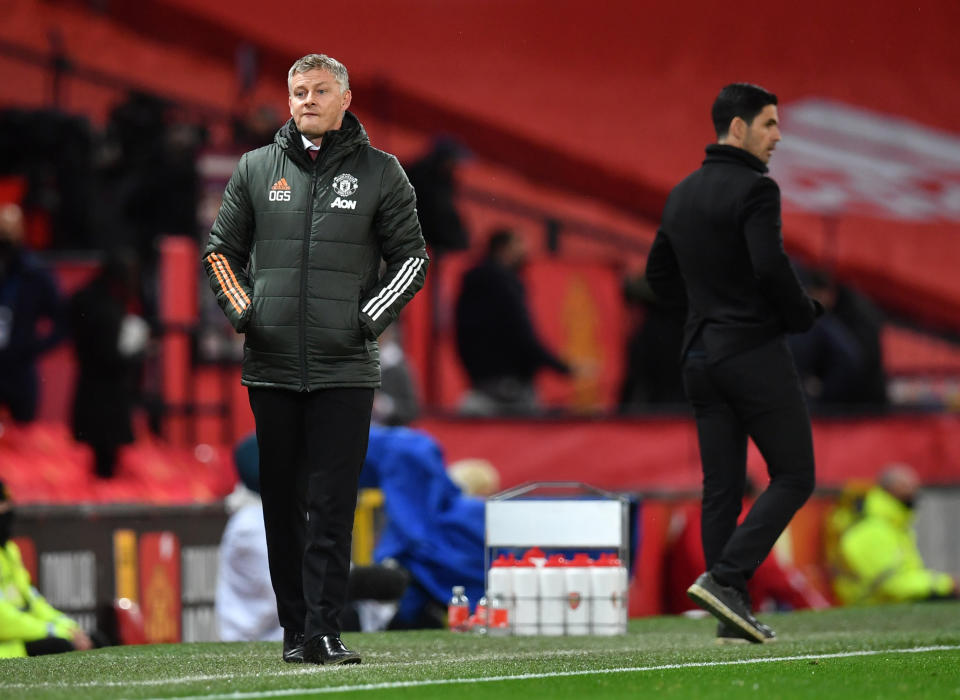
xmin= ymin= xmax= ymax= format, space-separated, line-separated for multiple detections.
xmin=1 ymin=0 xmax=959 ymax=637
xmin=24 ymin=0 xmax=960 ymax=332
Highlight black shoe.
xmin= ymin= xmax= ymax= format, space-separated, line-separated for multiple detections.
xmin=303 ymin=634 xmax=361 ymax=665
xmin=716 ymin=615 xmax=776 ymax=645
xmin=282 ymin=630 xmax=305 ymax=663
xmin=716 ymin=621 xmax=750 ymax=644
xmin=687 ymin=572 xmax=775 ymax=644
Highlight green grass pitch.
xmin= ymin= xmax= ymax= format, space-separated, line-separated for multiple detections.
xmin=1 ymin=603 xmax=958 ymax=699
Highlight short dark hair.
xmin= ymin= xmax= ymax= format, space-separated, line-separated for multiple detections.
xmin=711 ymin=83 xmax=778 ymax=138
xmin=486 ymin=228 xmax=516 ymax=257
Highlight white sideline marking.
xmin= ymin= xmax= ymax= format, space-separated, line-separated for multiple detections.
xmin=0 ymin=648 xmax=595 ymax=690
xmin=143 ymin=645 xmax=960 ymax=699
xmin=2 ymin=645 xmax=956 ymax=697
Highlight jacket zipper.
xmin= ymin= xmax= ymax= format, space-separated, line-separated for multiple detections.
xmin=300 ymin=158 xmax=320 ymax=391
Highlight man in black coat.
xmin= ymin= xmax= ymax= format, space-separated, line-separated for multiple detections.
xmin=70 ymin=250 xmax=148 ymax=479
xmin=645 ymin=83 xmax=823 ymax=643
xmin=455 ymin=229 xmax=570 ymax=415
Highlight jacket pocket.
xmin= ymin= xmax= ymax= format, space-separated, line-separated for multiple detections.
xmin=244 ymin=296 xmax=296 ymax=356
xmin=305 ymin=280 xmax=367 ymax=358
xmin=348 ymin=274 xmax=366 ymax=347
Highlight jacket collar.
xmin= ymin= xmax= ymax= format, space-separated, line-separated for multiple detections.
xmin=276 ymin=111 xmax=369 ymax=169
xmin=703 ymin=144 xmax=768 ymax=174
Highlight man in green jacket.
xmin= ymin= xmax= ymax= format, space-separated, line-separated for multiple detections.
xmin=0 ymin=479 xmax=93 ymax=658
xmin=203 ymin=53 xmax=427 ymax=666
xmin=834 ymin=464 xmax=958 ymax=605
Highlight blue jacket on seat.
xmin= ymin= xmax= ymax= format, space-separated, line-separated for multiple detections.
xmin=360 ymin=425 xmax=485 ymax=621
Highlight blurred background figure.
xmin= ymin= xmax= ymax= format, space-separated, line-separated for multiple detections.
xmin=832 ymin=463 xmax=958 ymax=605
xmin=455 ymin=228 xmax=572 ymax=415
xmin=215 ymin=436 xmax=282 ymax=642
xmin=447 ymin=458 xmax=501 ymax=498
xmin=0 ymin=203 xmax=67 ymax=424
xmin=70 ymin=249 xmax=151 ymax=478
xmin=0 ymin=108 xmax=96 ymax=250
xmin=359 ymin=424 xmax=493 ymax=629
xmin=0 ymin=479 xmax=95 ymax=658
xmin=789 ymin=267 xmax=888 ymax=410
xmin=371 ymin=324 xmax=421 ymax=427
xmin=831 ymin=283 xmax=888 ymax=408
xmin=405 ymin=136 xmax=471 ymax=413
xmin=405 ymin=136 xmax=471 ymax=254
xmin=98 ymin=92 xmax=201 ymax=263
xmin=231 ymin=103 xmax=281 ymax=151
xmin=618 ymin=273 xmax=686 ymax=411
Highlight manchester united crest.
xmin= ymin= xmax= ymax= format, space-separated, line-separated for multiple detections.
xmin=332 ymin=173 xmax=359 ymax=197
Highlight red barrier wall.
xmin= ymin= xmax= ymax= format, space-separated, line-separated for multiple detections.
xmin=414 ymin=414 xmax=960 ymax=491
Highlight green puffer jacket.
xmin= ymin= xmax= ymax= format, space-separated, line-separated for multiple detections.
xmin=203 ymin=112 xmax=428 ymax=390
xmin=833 ymin=486 xmax=955 ymax=605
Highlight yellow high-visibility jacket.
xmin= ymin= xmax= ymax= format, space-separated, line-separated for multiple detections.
xmin=834 ymin=487 xmax=955 ymax=605
xmin=0 ymin=540 xmax=78 ymax=658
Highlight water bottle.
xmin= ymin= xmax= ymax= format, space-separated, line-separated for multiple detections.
xmin=448 ymin=585 xmax=470 ymax=632
xmin=564 ymin=553 xmax=592 ymax=636
xmin=513 ymin=556 xmax=539 ymax=636
xmin=488 ymin=593 xmax=510 ymax=636
xmin=591 ymin=553 xmax=627 ymax=635
xmin=472 ymin=595 xmax=489 ymax=634
xmin=539 ymin=554 xmax=566 ymax=636
xmin=488 ymin=553 xmax=516 ymax=626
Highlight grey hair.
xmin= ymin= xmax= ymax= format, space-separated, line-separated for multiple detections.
xmin=288 ymin=54 xmax=350 ymax=94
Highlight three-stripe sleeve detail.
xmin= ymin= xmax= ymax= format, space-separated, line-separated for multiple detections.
xmin=206 ymin=253 xmax=250 ymax=314
xmin=362 ymin=258 xmax=425 ymax=321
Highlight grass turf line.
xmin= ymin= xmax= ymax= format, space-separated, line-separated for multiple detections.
xmin=0 ymin=602 xmax=957 ymax=700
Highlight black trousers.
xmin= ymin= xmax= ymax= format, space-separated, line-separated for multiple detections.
xmin=248 ymin=386 xmax=374 ymax=640
xmin=682 ymin=336 xmax=815 ymax=596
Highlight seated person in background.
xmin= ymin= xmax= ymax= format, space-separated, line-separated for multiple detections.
xmin=833 ymin=464 xmax=958 ymax=605
xmin=216 ymin=436 xmax=409 ymax=641
xmin=359 ymin=425 xmax=491 ymax=628
xmin=215 ymin=439 xmax=281 ymax=642
xmin=788 ymin=268 xmax=887 ymax=409
xmin=454 ymin=228 xmax=571 ymax=416
xmin=0 ymin=479 xmax=94 ymax=658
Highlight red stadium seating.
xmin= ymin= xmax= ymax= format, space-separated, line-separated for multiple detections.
xmin=0 ymin=421 xmax=235 ymax=505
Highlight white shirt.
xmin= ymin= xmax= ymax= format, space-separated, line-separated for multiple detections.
xmin=301 ymin=134 xmax=320 ymax=152
xmin=215 ymin=502 xmax=282 ymax=642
